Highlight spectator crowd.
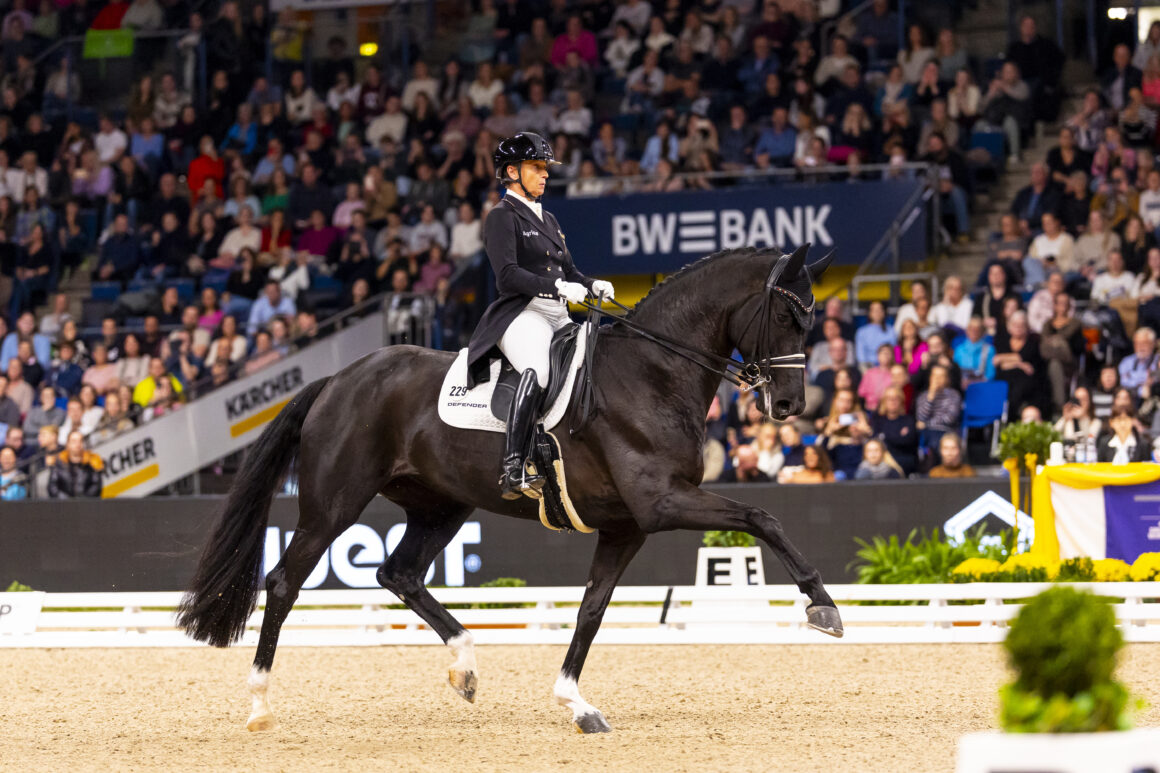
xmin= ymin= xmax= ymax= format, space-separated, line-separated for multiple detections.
xmin=697 ymin=14 xmax=1160 ymax=484
xmin=0 ymin=0 xmax=1156 ymax=497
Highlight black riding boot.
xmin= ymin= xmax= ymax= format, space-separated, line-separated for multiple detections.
xmin=500 ymin=368 xmax=546 ymax=500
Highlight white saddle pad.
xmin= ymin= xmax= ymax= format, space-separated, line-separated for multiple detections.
xmin=437 ymin=324 xmax=588 ymax=434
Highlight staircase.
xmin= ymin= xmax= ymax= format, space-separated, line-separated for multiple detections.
xmin=936 ymin=58 xmax=1096 ymax=289
xmin=56 ymin=254 xmax=95 ymax=331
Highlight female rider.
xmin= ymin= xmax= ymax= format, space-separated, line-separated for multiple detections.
xmin=465 ymin=132 xmax=614 ymax=499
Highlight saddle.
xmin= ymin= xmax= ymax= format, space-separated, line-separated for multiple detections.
xmin=437 ymin=322 xmax=588 ymax=435
xmin=489 ymin=323 xmax=581 ymax=422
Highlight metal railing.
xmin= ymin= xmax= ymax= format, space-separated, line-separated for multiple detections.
xmin=545 ymin=161 xmax=933 ymax=197
xmin=270 ymin=4 xmax=431 ymax=97
xmin=819 ymin=0 xmax=905 ymax=64
xmin=834 ymin=164 xmax=939 ymax=306
xmin=32 ymin=28 xmax=204 ymax=117
xmin=848 ymin=271 xmax=939 ymax=317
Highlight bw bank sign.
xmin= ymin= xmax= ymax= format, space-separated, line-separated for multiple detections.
xmin=550 ymin=179 xmax=925 ymax=275
xmin=613 ymin=206 xmax=833 ymax=257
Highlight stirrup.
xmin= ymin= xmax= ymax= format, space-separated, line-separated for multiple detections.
xmin=500 ymin=460 xmax=545 ymax=500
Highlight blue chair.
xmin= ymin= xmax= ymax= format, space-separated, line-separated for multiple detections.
xmin=982 ymin=56 xmax=1006 ymax=81
xmin=311 ymin=274 xmax=344 ymax=293
xmin=202 ymin=274 xmax=229 ymax=294
xmin=167 ymin=278 xmax=196 ymax=302
xmin=82 ymin=299 xmax=116 ymax=328
xmin=961 ymin=381 xmax=1009 ymax=458
xmin=969 ymin=130 xmax=1006 ymax=171
xmin=91 ymin=281 xmax=121 ymax=301
xmin=79 ymin=208 xmax=98 ymax=249
xmin=613 ymin=113 xmax=641 ymax=133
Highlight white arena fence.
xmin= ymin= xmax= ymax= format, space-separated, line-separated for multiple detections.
xmin=3 ymin=583 xmax=1160 ymax=648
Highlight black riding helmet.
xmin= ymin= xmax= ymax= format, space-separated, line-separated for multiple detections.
xmin=494 ymin=132 xmax=560 ymax=201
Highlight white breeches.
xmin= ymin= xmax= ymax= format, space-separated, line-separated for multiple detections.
xmin=498 ymin=297 xmax=572 ymax=388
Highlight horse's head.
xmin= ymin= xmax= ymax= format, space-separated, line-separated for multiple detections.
xmin=732 ymin=244 xmax=834 ymax=421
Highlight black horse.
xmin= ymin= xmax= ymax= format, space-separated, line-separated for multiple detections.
xmin=177 ymin=244 xmax=843 ymax=734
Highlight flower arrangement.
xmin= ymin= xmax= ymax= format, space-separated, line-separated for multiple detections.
xmin=1129 ymin=552 xmax=1160 ymax=581
xmin=947 ymin=553 xmax=1160 ymax=583
xmin=1093 ymin=559 xmax=1132 ymax=583
xmin=950 ymin=558 xmax=1003 ymax=581
xmin=999 ymin=553 xmax=1061 ymax=581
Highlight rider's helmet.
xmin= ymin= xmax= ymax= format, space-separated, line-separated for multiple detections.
xmin=494 ymin=132 xmax=561 ymax=184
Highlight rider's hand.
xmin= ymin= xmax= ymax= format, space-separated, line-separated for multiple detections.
xmin=555 ymin=279 xmax=588 ymax=304
xmin=591 ymin=279 xmax=615 ymax=300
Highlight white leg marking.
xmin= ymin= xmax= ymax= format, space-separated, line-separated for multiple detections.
xmin=553 ymin=674 xmax=599 ymax=722
xmin=448 ymin=632 xmax=477 ymax=675
xmin=447 ymin=632 xmax=478 ymax=702
xmin=246 ymin=666 xmax=275 ymax=732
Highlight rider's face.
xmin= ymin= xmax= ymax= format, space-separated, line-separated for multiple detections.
xmin=515 ymin=160 xmax=550 ymax=198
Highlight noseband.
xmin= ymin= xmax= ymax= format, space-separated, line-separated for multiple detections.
xmin=734 ymin=252 xmax=814 ymax=393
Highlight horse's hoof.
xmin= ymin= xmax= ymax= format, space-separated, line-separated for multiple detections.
xmin=246 ymin=711 xmax=276 ymax=732
xmin=574 ymin=711 xmax=612 ymax=734
xmin=449 ymin=668 xmax=477 ymax=703
xmin=806 ymin=604 xmax=844 ymax=638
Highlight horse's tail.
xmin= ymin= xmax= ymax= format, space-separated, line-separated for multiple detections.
xmin=176 ymin=377 xmax=331 ymax=647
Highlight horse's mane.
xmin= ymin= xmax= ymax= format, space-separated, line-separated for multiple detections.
xmin=625 ymin=246 xmax=806 ymax=320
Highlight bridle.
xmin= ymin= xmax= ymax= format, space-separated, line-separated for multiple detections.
xmin=734 ymin=251 xmax=814 ymax=391
xmin=575 ymin=251 xmax=814 ymax=398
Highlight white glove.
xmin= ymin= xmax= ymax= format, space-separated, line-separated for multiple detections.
xmin=591 ymin=279 xmax=616 ymax=301
xmin=555 ymin=279 xmax=588 ymax=304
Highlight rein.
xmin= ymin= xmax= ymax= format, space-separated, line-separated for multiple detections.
xmin=576 ymin=296 xmax=806 ymax=392
xmin=568 ymin=251 xmax=816 ymax=436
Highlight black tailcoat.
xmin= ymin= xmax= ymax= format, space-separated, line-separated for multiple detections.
xmin=465 ymin=195 xmax=594 ymax=386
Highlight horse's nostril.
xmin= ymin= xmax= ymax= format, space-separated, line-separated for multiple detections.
xmin=774 ymin=399 xmax=792 ymax=415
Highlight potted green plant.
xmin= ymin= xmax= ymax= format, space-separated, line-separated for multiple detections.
xmin=998 ymin=421 xmax=1061 ymax=551
xmin=998 ymin=421 xmax=1061 ymax=466
xmin=472 ymin=577 xmax=531 ymax=629
xmin=956 ymin=587 xmax=1158 ymax=771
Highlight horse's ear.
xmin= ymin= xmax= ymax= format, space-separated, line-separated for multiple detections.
xmin=807 ymin=249 xmax=836 ymax=280
xmin=781 ymin=243 xmax=809 ymax=283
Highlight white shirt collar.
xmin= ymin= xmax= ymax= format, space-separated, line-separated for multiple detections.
xmin=1109 ymin=434 xmax=1136 ymax=465
xmin=505 ymin=188 xmax=543 ymax=221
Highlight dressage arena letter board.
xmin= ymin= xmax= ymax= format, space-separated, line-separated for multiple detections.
xmin=694 ymin=547 xmax=766 ymax=586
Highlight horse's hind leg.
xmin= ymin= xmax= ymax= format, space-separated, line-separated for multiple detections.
xmin=375 ymin=503 xmax=477 ymax=701
xmin=247 ymin=485 xmax=375 ymax=731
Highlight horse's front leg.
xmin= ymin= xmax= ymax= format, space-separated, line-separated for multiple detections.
xmin=556 ymin=526 xmax=647 ymax=734
xmin=636 ymin=481 xmax=843 ymax=636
